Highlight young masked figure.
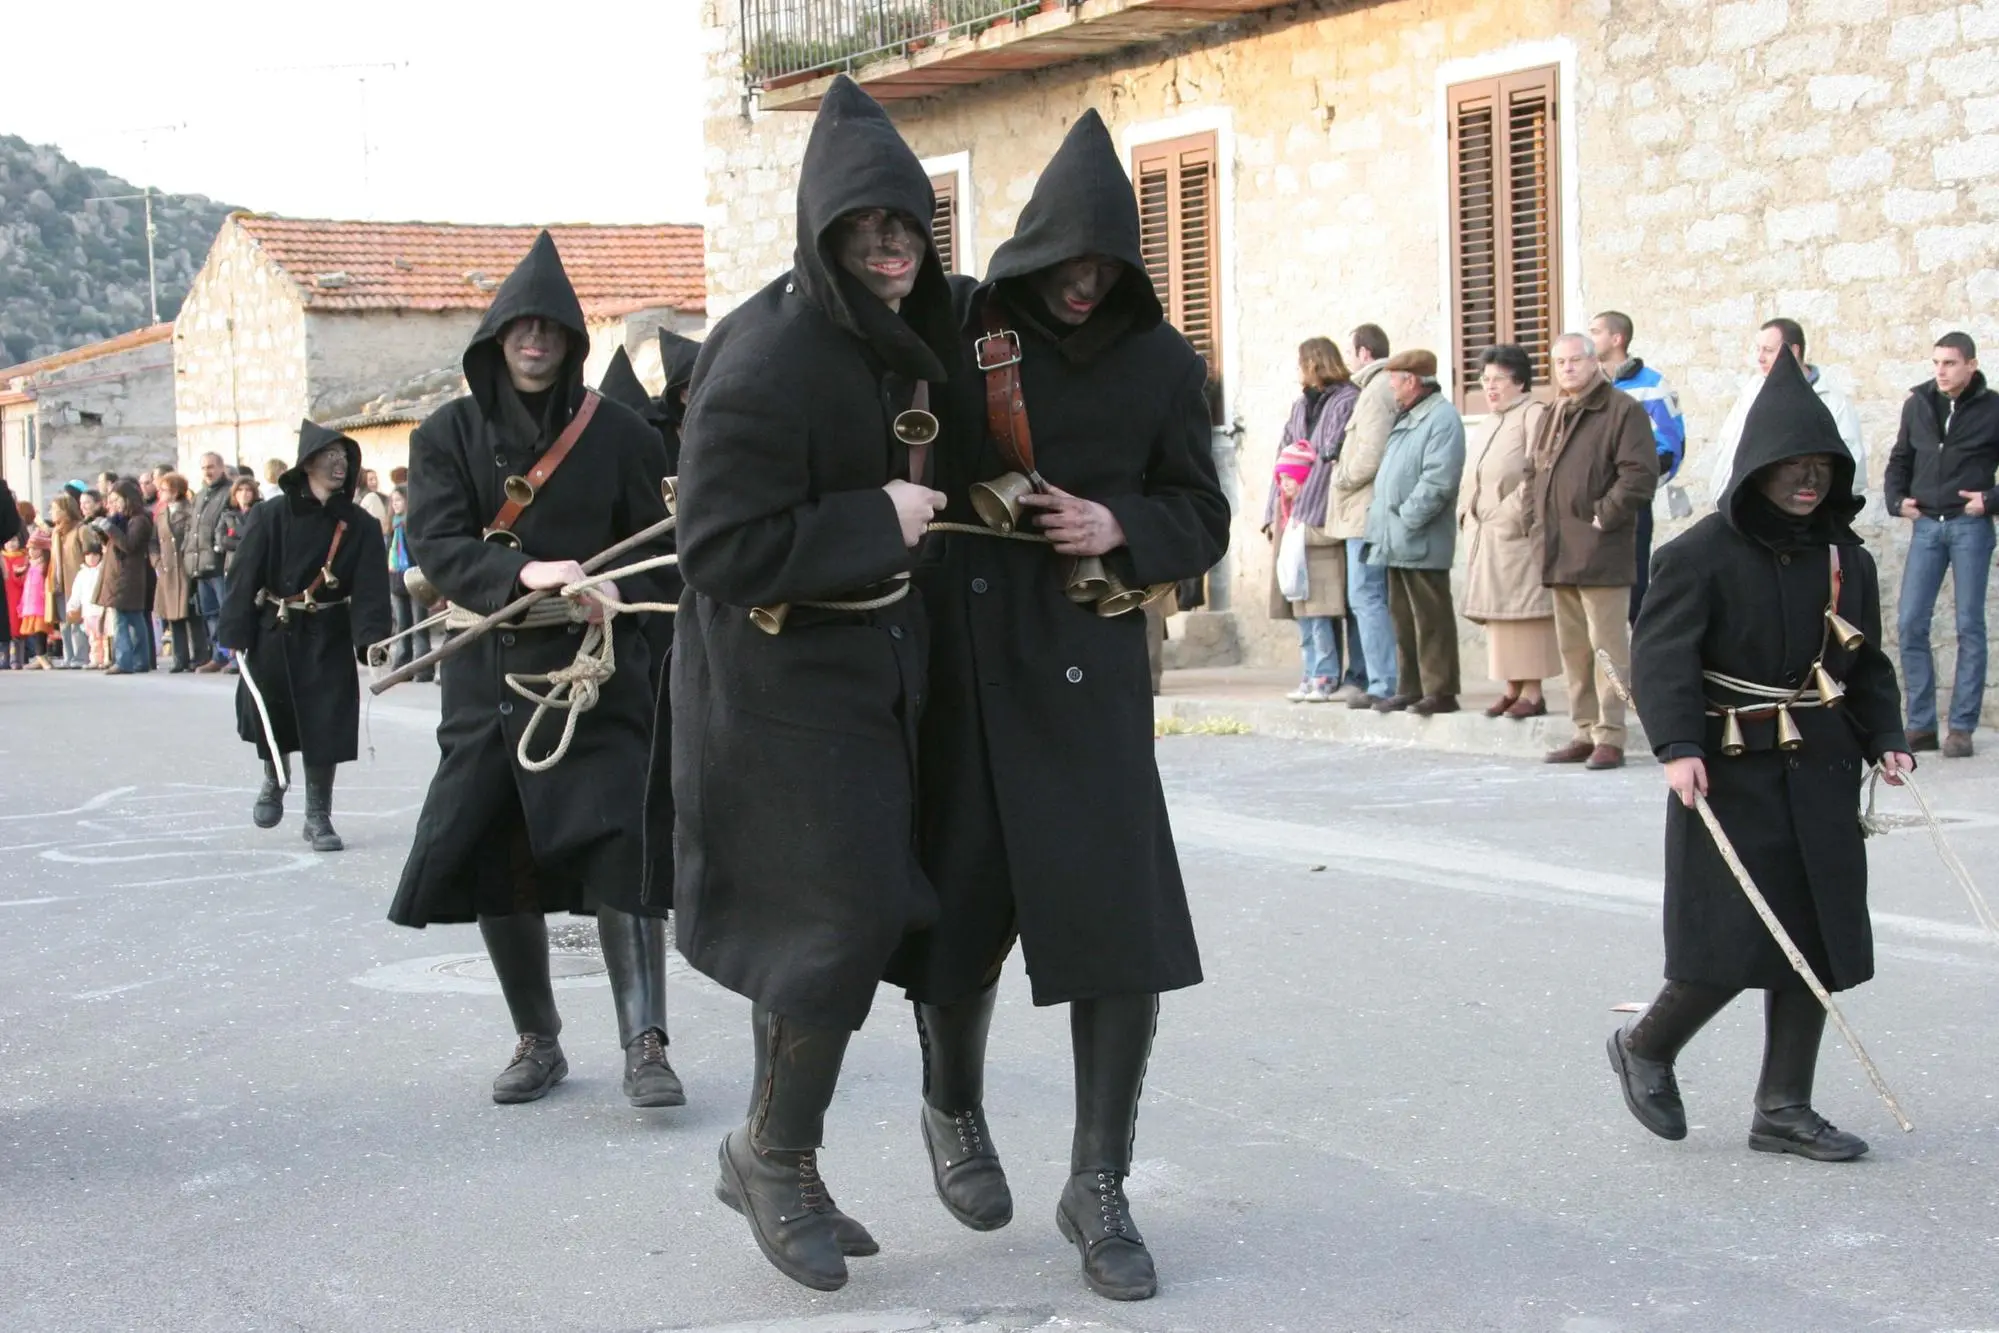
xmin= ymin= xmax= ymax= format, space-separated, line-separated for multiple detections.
xmin=218 ymin=421 xmax=391 ymax=851
xmin=888 ymin=110 xmax=1230 ymax=1302
xmin=389 ymin=232 xmax=682 ymax=1112
xmin=1617 ymin=347 xmax=1912 ymax=1162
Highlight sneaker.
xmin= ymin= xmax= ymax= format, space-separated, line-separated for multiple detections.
xmin=1302 ymin=678 xmax=1336 ymax=703
xmin=1284 ymin=680 xmax=1316 ymax=703
xmin=1943 ymin=730 xmax=1975 ymax=759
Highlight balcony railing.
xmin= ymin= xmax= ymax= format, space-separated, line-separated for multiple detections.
xmin=742 ymin=0 xmax=1051 ymax=90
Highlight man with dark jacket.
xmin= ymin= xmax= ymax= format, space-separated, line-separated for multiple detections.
xmin=190 ymin=452 xmax=234 ymax=672
xmin=1616 ymin=347 xmax=1911 ymax=1163
xmin=888 ymin=110 xmax=1230 ymax=1305
xmin=672 ymin=76 xmax=952 ymax=1293
xmin=388 ymin=232 xmax=683 ymax=1115
xmin=1883 ymin=332 xmax=1999 ymax=758
xmin=1531 ymin=332 xmax=1658 ymax=770
xmin=218 ymin=423 xmax=391 ymax=850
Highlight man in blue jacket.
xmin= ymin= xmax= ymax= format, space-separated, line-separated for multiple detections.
xmin=1884 ymin=331 xmax=1999 ymax=758
xmin=1591 ymin=310 xmax=1684 ymax=621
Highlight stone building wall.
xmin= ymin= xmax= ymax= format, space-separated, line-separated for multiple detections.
xmin=702 ymin=0 xmax=1999 ymax=706
xmin=303 ymin=310 xmax=483 ymax=422
xmin=173 ymin=220 xmax=310 ymax=477
xmin=28 ymin=340 xmax=179 ymax=494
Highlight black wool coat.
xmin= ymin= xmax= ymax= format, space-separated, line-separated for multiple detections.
xmin=1632 ymin=353 xmax=1905 ymax=993
xmin=886 ymin=108 xmax=1232 ymax=1007
xmin=671 ymin=74 xmax=959 ymax=1030
xmin=388 ymin=232 xmax=675 ymax=928
xmin=217 ymin=424 xmax=392 ymax=766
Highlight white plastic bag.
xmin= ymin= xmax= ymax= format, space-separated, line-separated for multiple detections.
xmin=1276 ymin=519 xmax=1310 ymax=602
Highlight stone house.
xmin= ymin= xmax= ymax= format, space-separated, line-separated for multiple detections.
xmin=701 ymin=0 xmax=1999 ymax=697
xmin=0 ymin=323 xmax=177 ymax=509
xmin=174 ymin=215 xmax=707 ymax=479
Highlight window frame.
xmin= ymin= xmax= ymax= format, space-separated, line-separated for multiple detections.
xmin=920 ymin=151 xmax=972 ymax=277
xmin=1130 ymin=131 xmax=1224 ymax=426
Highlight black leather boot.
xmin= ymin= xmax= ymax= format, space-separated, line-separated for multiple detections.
xmin=1058 ymin=993 xmax=1160 ymax=1301
xmin=301 ymin=764 xmax=342 ymax=851
xmin=1607 ymin=980 xmax=1738 ymax=1140
xmin=725 ymin=1006 xmax=877 ymax=1259
xmin=916 ymin=983 xmax=1012 ymax=1230
xmin=713 ymin=1010 xmax=851 ymax=1291
xmin=1749 ymin=987 xmax=1868 ymax=1161
xmin=479 ymin=912 xmax=566 ymax=1104
xmin=598 ymin=908 xmax=684 ymax=1108
xmin=253 ymin=758 xmax=286 ymax=829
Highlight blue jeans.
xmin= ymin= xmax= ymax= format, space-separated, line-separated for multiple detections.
xmin=112 ymin=610 xmax=151 ymax=673
xmin=1345 ymin=538 xmax=1396 ymax=697
xmin=1297 ymin=615 xmax=1337 ymax=683
xmin=195 ymin=576 xmax=227 ymax=663
xmin=1898 ymin=514 xmax=1994 ymax=734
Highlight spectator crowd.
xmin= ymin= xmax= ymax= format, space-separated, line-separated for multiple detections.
xmin=1266 ymin=318 xmax=1997 ymax=764
xmin=0 ymin=456 xmax=433 ymax=681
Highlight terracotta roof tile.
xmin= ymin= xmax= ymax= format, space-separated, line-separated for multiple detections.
xmin=1 ymin=323 xmax=174 ymax=382
xmin=230 ymin=215 xmax=706 ymax=317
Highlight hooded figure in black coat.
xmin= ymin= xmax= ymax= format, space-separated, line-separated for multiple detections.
xmin=389 ymin=231 xmax=684 ymax=1113
xmin=1613 ymin=347 xmax=1912 ymax=1164
xmin=218 ymin=420 xmax=391 ymax=851
xmin=886 ymin=110 xmax=1230 ymax=1303
xmin=657 ymin=330 xmax=701 ymax=468
xmin=671 ymin=74 xmax=953 ymax=1294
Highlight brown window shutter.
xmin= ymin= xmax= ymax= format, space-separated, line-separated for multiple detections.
xmin=1449 ymin=66 xmax=1560 ymax=410
xmin=928 ymin=172 xmax=959 ymax=275
xmin=1132 ymin=133 xmax=1223 ymax=425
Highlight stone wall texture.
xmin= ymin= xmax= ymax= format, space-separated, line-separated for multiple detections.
xmin=0 ymin=341 xmax=177 ymax=507
xmin=702 ymin=0 xmax=1999 ymax=715
xmin=305 ymin=310 xmax=482 ymax=422
xmin=173 ymin=220 xmax=311 ymax=478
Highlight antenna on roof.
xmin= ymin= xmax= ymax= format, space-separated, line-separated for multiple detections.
xmin=84 ymin=123 xmax=187 ymax=326
xmin=246 ymin=62 xmax=408 ymax=216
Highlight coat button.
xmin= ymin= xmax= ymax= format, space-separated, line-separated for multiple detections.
xmin=1066 ymin=666 xmax=1083 ymax=683
xmin=1780 ymin=554 xmax=1792 ymax=566
xmin=499 ymin=702 xmax=514 ymax=716
xmin=972 ymin=578 xmax=989 ymax=594
xmin=1787 ymin=756 xmax=1800 ymax=770
xmin=501 ymin=632 xmax=516 ymax=647
xmin=889 ymin=625 xmax=904 ymax=640
xmin=494 ymin=455 xmax=507 ymax=467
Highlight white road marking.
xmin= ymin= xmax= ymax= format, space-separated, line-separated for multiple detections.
xmin=0 ymin=896 xmax=77 ymax=908
xmin=0 ymin=786 xmax=137 ymax=821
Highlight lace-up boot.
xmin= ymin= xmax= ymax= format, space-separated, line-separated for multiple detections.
xmin=1061 ymin=993 xmax=1160 ymax=1301
xmin=732 ymin=1005 xmax=875 ymax=1257
xmin=1607 ymin=980 xmax=1738 ymax=1140
xmin=301 ymin=765 xmax=342 ymax=851
xmin=598 ymin=908 xmax=684 ymax=1108
xmin=916 ymin=985 xmax=1012 ymax=1230
xmin=492 ymin=1033 xmax=567 ymax=1104
xmin=480 ymin=912 xmax=565 ymax=1104
xmin=713 ymin=1011 xmax=852 ymax=1290
xmin=253 ymin=759 xmax=285 ymax=829
xmin=1748 ymin=987 xmax=1868 ymax=1161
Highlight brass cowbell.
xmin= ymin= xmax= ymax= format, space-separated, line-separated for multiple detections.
xmin=1826 ymin=609 xmax=1864 ymax=651
xmin=1775 ymin=705 xmax=1804 ymax=751
xmin=1720 ymin=708 xmax=1746 ymax=757
xmin=1811 ymin=661 xmax=1846 ymax=706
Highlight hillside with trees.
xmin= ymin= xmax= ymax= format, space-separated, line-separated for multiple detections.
xmin=0 ymin=135 xmax=239 ymax=368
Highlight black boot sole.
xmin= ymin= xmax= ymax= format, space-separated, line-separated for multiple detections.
xmin=623 ymin=1075 xmax=687 ymax=1109
xmin=253 ymin=803 xmax=282 ymax=829
xmin=1056 ymin=1202 xmax=1157 ymax=1301
xmin=920 ymin=1108 xmax=1013 ymax=1231
xmin=1606 ymin=1030 xmax=1688 ymax=1141
xmin=713 ymin=1137 xmax=848 ymax=1291
xmin=491 ymin=1056 xmax=567 ymax=1105
xmin=1748 ymin=1131 xmax=1869 ymax=1162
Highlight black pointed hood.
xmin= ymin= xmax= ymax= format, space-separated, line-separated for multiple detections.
xmin=792 ymin=75 xmax=953 ymax=382
xmin=1721 ymin=345 xmax=1861 ymax=540
xmin=983 ymin=110 xmax=1162 ymax=335
xmin=597 ymin=345 xmax=653 ymax=415
xmin=658 ymin=330 xmax=700 ymax=399
xmin=281 ymin=419 xmax=362 ymax=509
xmin=462 ymin=230 xmax=592 ymax=433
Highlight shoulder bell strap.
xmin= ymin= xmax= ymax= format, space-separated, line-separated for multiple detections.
xmin=485 ymin=389 xmax=602 ymax=538
xmin=302 ymin=520 xmax=350 ymax=601
xmin=975 ymin=298 xmax=1041 ymax=484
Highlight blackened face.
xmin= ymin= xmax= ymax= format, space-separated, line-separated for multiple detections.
xmin=1030 ymin=255 xmax=1125 ymax=327
xmin=304 ymin=445 xmax=349 ymax=495
xmin=1756 ymin=454 xmax=1836 ymax=516
xmin=501 ymin=318 xmax=570 ymax=394
xmin=831 ymin=208 xmax=923 ymax=309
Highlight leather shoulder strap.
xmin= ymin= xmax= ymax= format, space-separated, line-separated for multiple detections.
xmin=485 ymin=389 xmax=601 ymax=537
xmin=302 ymin=520 xmax=349 ymax=600
xmin=976 ymin=299 xmax=1038 ymax=480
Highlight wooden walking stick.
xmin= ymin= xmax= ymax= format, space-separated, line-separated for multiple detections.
xmin=1598 ymin=651 xmax=1914 ymax=1133
xmin=370 ymin=513 xmax=677 ymax=695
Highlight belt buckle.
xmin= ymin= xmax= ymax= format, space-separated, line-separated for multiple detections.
xmin=975 ymin=330 xmax=1021 ymax=371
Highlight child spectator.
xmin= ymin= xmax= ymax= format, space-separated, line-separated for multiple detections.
xmin=68 ymin=542 xmax=107 ymax=669
xmin=18 ymin=530 xmax=53 ymax=669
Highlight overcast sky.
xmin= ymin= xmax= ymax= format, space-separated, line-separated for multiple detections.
xmin=0 ymin=0 xmax=709 ymax=225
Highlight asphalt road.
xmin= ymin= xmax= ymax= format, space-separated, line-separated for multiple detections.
xmin=3 ymin=670 xmax=1996 ymax=1332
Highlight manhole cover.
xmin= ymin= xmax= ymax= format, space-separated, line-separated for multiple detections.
xmin=432 ymin=953 xmax=606 ymax=981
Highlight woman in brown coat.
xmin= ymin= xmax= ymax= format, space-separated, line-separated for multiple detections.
xmin=152 ymin=472 xmax=207 ymax=671
xmin=92 ymin=478 xmax=154 ymax=674
xmin=46 ymin=493 xmax=88 ymax=668
xmin=1459 ymin=345 xmax=1560 ymax=717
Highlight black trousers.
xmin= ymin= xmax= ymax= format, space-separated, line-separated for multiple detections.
xmin=1630 ymin=503 xmax=1654 ymax=624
